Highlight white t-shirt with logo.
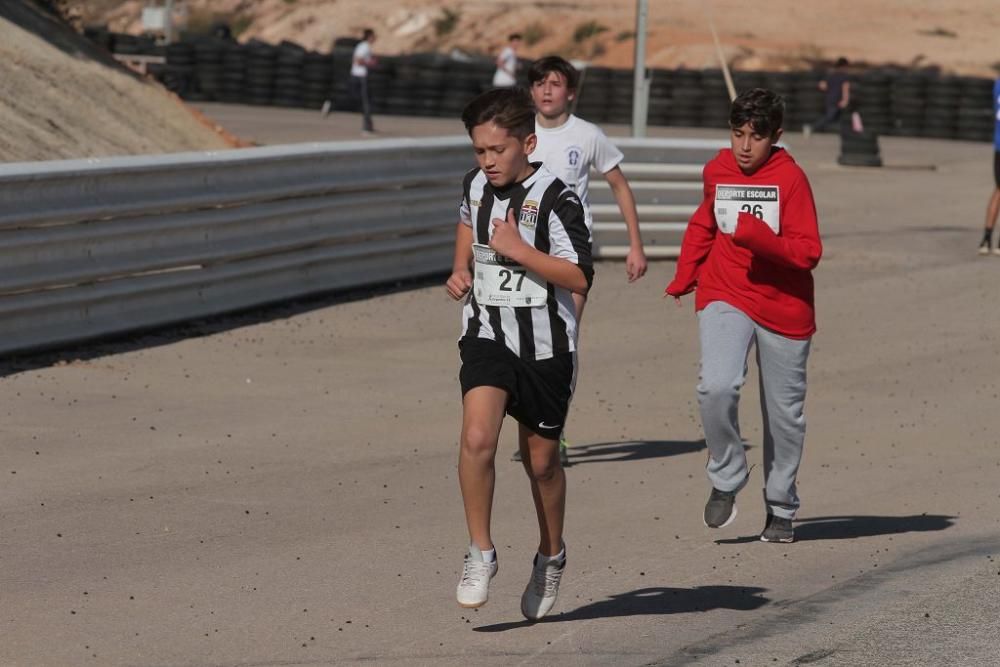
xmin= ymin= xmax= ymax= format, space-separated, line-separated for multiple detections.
xmin=492 ymin=46 xmax=517 ymax=87
xmin=351 ymin=41 xmax=372 ymax=78
xmin=530 ymin=114 xmax=624 ymax=232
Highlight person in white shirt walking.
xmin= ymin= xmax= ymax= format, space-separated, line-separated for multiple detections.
xmin=492 ymin=34 xmax=522 ymax=88
xmin=515 ymin=55 xmax=647 ymax=464
xmin=323 ymin=29 xmax=377 ymax=133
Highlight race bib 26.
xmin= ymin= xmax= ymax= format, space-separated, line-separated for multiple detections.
xmin=714 ymin=184 xmax=780 ymax=234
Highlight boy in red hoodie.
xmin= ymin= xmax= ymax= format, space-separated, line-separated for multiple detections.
xmin=665 ymin=88 xmax=822 ymax=543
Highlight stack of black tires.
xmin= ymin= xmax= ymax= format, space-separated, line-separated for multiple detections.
xmin=87 ymin=29 xmax=998 ymax=145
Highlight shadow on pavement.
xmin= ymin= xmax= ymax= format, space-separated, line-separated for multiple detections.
xmin=567 ymin=440 xmax=707 ymax=465
xmin=473 ymin=585 xmax=769 ymax=632
xmin=714 ymin=514 xmax=957 ymax=545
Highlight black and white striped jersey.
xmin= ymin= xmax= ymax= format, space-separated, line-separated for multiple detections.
xmin=458 ymin=163 xmax=593 ymax=360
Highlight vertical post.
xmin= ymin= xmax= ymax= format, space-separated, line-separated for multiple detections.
xmin=631 ymin=0 xmax=649 ymax=137
xmin=163 ymin=0 xmax=175 ymax=44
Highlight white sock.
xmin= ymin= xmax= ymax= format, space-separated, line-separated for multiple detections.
xmin=538 ymin=546 xmax=565 ymax=564
xmin=481 ymin=547 xmax=496 ymax=563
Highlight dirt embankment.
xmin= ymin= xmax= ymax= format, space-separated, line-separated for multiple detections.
xmin=0 ymin=1 xmax=230 ymax=163
xmin=71 ymin=0 xmax=1000 ymax=77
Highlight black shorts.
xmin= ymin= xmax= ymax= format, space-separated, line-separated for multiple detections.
xmin=994 ymin=150 xmax=1000 ymax=188
xmin=459 ymin=338 xmax=574 ymax=440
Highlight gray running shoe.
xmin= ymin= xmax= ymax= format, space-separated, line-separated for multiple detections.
xmin=760 ymin=514 xmax=795 ymax=543
xmin=520 ymin=550 xmax=566 ymax=620
xmin=703 ymin=487 xmax=738 ymax=528
xmin=979 ymin=238 xmax=991 ymax=255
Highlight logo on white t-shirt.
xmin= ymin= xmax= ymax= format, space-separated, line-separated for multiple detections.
xmin=565 ymin=145 xmax=583 ymax=168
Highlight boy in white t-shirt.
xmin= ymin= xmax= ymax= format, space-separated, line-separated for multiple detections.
xmin=529 ymin=56 xmax=647 ymax=290
xmin=519 ymin=55 xmax=647 ymax=463
xmin=492 ymin=34 xmax=522 ymax=88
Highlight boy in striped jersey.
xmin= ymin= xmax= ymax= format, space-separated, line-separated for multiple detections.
xmin=446 ymin=87 xmax=593 ymax=619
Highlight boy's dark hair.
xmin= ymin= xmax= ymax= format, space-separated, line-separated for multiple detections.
xmin=834 ymin=56 xmax=849 ymax=68
xmin=509 ymin=33 xmax=522 ymax=41
xmin=461 ymin=87 xmax=535 ymax=139
xmin=528 ymin=56 xmax=579 ymax=91
xmin=363 ymin=28 xmax=375 ymax=40
xmin=729 ymin=88 xmax=785 ymax=137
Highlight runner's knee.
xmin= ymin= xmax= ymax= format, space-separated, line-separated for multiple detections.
xmin=461 ymin=424 xmax=497 ymax=458
xmin=525 ymin=449 xmax=559 ymax=482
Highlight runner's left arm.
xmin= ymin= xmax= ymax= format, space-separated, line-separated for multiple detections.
xmin=604 ymin=166 xmax=647 ymax=282
xmin=731 ymin=176 xmax=822 ymax=270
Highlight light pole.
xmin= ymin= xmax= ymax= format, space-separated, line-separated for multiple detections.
xmin=164 ymin=0 xmax=175 ymax=44
xmin=631 ymin=0 xmax=649 ymax=137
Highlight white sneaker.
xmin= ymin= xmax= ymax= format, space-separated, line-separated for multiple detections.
xmin=456 ymin=545 xmax=497 ymax=608
xmin=520 ymin=549 xmax=566 ymax=620
xmin=320 ymin=100 xmax=331 ymax=117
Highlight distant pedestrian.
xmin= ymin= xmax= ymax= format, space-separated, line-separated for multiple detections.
xmin=977 ymin=78 xmax=1000 ymax=255
xmin=492 ymin=34 xmax=522 ymax=88
xmin=323 ymin=29 xmax=377 ymax=134
xmin=804 ymin=57 xmax=851 ymax=136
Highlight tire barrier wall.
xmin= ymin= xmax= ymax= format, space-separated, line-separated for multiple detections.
xmin=0 ymin=135 xmax=723 ymax=354
xmin=87 ymin=32 xmax=997 ymax=145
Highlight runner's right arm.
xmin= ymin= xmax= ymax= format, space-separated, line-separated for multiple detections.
xmin=446 ymin=222 xmax=474 ymax=300
xmin=665 ymin=175 xmax=718 ymax=297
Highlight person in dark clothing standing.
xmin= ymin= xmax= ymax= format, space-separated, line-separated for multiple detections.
xmin=804 ymin=57 xmax=851 ymax=136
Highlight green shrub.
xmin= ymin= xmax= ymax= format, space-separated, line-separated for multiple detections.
xmin=524 ymin=22 xmax=548 ymax=46
xmin=434 ymin=8 xmax=460 ymax=37
xmin=573 ymin=20 xmax=607 ymax=43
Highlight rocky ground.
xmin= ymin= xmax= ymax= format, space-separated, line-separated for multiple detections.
xmin=68 ymin=0 xmax=1000 ymax=76
xmin=0 ymin=1 xmax=231 ymax=162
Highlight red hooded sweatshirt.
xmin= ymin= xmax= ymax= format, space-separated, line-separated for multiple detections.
xmin=665 ymin=147 xmax=822 ymax=338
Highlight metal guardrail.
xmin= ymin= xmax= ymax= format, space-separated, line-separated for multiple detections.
xmin=0 ymin=136 xmax=723 ymax=355
xmin=0 ymin=137 xmax=471 ymax=354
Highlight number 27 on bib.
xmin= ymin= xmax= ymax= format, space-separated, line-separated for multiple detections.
xmin=714 ymin=184 xmax=780 ymax=234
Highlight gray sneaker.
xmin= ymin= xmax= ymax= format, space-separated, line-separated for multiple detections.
xmin=520 ymin=550 xmax=566 ymax=620
xmin=703 ymin=487 xmax=738 ymax=528
xmin=760 ymin=514 xmax=795 ymax=543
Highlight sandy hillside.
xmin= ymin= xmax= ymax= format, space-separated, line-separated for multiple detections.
xmin=73 ymin=0 xmax=1000 ymax=76
xmin=0 ymin=1 xmax=230 ymax=163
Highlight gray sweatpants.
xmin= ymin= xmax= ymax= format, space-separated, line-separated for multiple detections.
xmin=697 ymin=301 xmax=811 ymax=519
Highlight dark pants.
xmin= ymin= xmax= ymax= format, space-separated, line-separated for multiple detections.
xmin=350 ymin=75 xmax=374 ymax=132
xmin=811 ymin=106 xmax=842 ymax=132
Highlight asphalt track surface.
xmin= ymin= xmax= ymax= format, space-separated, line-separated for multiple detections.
xmin=2 ymin=107 xmax=999 ymax=666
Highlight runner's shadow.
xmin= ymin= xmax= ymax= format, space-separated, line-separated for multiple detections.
xmin=714 ymin=514 xmax=957 ymax=544
xmin=567 ymin=440 xmax=707 ymax=465
xmin=473 ymin=585 xmax=769 ymax=632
